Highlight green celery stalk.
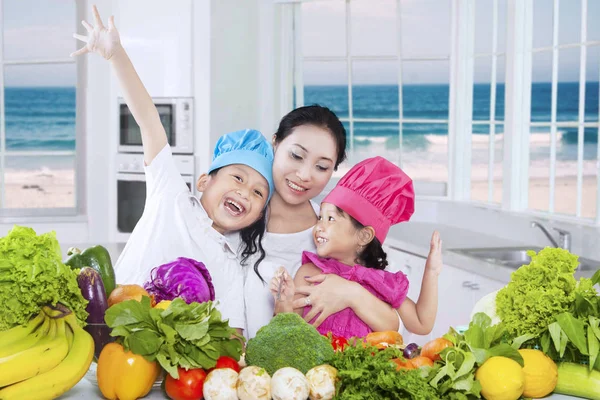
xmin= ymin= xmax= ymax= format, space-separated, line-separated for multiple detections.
xmin=554 ymin=362 xmax=600 ymax=400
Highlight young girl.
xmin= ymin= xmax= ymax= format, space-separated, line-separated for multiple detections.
xmin=272 ymin=156 xmax=443 ymax=338
xmin=72 ymin=7 xmax=274 ymax=332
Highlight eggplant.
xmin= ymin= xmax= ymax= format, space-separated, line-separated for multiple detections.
xmin=77 ymin=267 xmax=109 ymax=323
xmin=78 ymin=267 xmax=113 ymax=360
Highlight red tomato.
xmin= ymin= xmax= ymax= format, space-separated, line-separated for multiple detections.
xmin=331 ymin=335 xmax=348 ymax=351
xmin=213 ymin=356 xmax=241 ymax=373
xmin=165 ymin=367 xmax=207 ymax=400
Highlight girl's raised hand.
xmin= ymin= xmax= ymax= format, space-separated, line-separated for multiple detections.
xmin=71 ymin=5 xmax=122 ymax=60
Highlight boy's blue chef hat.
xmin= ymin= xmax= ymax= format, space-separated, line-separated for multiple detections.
xmin=208 ymin=129 xmax=275 ymax=201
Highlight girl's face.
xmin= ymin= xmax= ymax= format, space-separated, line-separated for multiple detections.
xmin=313 ymin=203 xmax=362 ymax=266
xmin=271 ymin=125 xmax=338 ymax=206
xmin=197 ymin=164 xmax=269 ymax=234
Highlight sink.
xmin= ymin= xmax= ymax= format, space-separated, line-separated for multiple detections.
xmin=450 ymin=247 xmax=599 ymax=271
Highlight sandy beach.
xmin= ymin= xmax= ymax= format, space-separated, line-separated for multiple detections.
xmin=4 ymin=168 xmax=75 ymax=208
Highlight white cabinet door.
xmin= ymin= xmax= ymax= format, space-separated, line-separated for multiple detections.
xmin=116 ymin=0 xmax=193 ymax=97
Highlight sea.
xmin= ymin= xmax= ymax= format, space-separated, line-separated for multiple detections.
xmin=3 ymin=83 xmax=600 ymax=175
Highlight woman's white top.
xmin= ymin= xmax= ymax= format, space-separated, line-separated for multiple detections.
xmin=114 ymin=144 xmax=245 ymax=330
xmin=239 ymin=202 xmax=319 ymax=339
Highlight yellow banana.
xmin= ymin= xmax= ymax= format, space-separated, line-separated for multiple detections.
xmin=0 ymin=317 xmax=69 ymax=387
xmin=0 ymin=314 xmax=94 ymax=400
xmin=0 ymin=312 xmax=45 ymax=350
xmin=0 ymin=314 xmax=51 ymax=358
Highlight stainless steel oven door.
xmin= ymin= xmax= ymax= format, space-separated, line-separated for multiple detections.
xmin=117 ymin=173 xmax=193 ymax=234
xmin=118 ymin=100 xmax=176 ymax=153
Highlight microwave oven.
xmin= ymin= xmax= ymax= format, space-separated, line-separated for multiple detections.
xmin=118 ymin=97 xmax=194 ymax=154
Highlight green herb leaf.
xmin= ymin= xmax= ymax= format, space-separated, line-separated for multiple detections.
xmin=556 ymin=312 xmax=589 ymax=355
xmin=487 ymin=343 xmax=524 ymax=366
xmin=591 ymin=269 xmax=600 ymax=286
xmin=511 ymin=333 xmax=537 ymax=350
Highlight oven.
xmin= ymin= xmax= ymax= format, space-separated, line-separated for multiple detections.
xmin=116 ymin=153 xmax=194 ymax=234
xmin=119 ymin=97 xmax=194 ymax=154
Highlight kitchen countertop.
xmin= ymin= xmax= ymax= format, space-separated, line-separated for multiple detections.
xmin=61 ymin=376 xmax=577 ymax=399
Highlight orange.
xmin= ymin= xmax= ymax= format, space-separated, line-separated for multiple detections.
xmin=107 ymin=284 xmax=150 ymax=307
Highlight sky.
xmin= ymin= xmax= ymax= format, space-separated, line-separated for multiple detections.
xmin=2 ymin=0 xmax=599 ymax=86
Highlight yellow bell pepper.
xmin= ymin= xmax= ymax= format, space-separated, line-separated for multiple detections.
xmin=97 ymin=342 xmax=161 ymax=400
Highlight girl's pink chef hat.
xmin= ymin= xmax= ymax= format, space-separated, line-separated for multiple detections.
xmin=323 ymin=156 xmax=415 ymax=243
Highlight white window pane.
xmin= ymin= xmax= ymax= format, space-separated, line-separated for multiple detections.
xmin=533 ymin=0 xmax=553 ymax=48
xmin=350 ymin=0 xmax=397 ymax=56
xmin=557 ymin=48 xmax=580 ymax=122
xmin=3 ymin=0 xmax=76 ymax=61
xmin=559 ymin=0 xmax=581 ymax=45
xmin=474 ymin=0 xmax=507 ymax=55
xmin=400 ymin=0 xmax=451 ymax=59
xmin=4 ymin=65 xmax=76 ymax=151
xmin=588 ymin=1 xmax=600 ymax=42
xmin=303 ymin=61 xmax=348 ymax=118
xmin=473 ymin=56 xmax=506 ymax=121
xmin=352 ymin=60 xmax=398 ymax=120
xmin=471 ymin=124 xmax=504 ymax=204
xmin=401 ymin=123 xmax=448 ymax=184
xmin=402 ymin=60 xmax=449 ymax=120
xmin=302 ymin=1 xmax=346 ymax=57
xmin=585 ymin=46 xmax=600 ymax=123
xmin=4 ymin=155 xmax=75 ymax=209
xmin=345 ymin=121 xmax=400 ymax=166
xmin=531 ymin=52 xmax=553 ymax=122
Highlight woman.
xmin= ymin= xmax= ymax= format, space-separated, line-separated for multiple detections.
xmin=241 ymin=105 xmax=401 ymax=339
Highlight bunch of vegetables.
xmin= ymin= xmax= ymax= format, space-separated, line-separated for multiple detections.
xmin=104 ymin=296 xmax=243 ymax=379
xmin=0 ymin=226 xmax=89 ymax=330
xmin=478 ymin=247 xmax=600 ymax=399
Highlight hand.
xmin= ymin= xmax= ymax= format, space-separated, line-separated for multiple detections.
xmin=293 ymin=274 xmax=357 ymax=328
xmin=269 ymin=267 xmax=295 ymax=304
xmin=71 ymin=5 xmax=122 ymax=60
xmin=425 ymin=230 xmax=443 ymax=276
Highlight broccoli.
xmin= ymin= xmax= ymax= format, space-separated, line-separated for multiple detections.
xmin=245 ymin=313 xmax=335 ymax=375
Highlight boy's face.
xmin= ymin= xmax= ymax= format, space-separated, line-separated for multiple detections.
xmin=313 ymin=202 xmax=363 ymax=266
xmin=197 ymin=164 xmax=268 ymax=234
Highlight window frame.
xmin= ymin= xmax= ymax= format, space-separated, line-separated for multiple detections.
xmin=279 ymin=0 xmax=600 ymax=226
xmin=0 ymin=0 xmax=85 ymax=219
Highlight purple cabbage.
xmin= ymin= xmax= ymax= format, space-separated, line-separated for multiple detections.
xmin=143 ymin=257 xmax=215 ymax=304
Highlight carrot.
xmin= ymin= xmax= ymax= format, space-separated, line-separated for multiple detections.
xmin=409 ymin=356 xmax=434 ymax=368
xmin=365 ymin=331 xmax=404 ymax=348
xmin=420 ymin=338 xmax=453 ymax=361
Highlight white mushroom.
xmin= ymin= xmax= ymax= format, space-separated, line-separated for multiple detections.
xmin=306 ymin=365 xmax=338 ymax=400
xmin=203 ymin=368 xmax=239 ymax=400
xmin=237 ymin=366 xmax=271 ymax=400
xmin=271 ymin=367 xmax=310 ymax=400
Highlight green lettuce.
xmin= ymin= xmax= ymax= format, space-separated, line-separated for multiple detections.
xmin=495 ymin=247 xmax=582 ymax=337
xmin=0 ymin=225 xmax=88 ymax=330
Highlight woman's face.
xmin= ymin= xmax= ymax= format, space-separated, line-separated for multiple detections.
xmin=272 ymin=125 xmax=338 ymax=206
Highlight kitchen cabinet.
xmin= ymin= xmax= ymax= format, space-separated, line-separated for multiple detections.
xmin=385 ymin=246 xmax=505 ymax=345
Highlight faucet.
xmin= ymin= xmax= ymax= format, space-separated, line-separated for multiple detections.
xmin=531 ymin=221 xmax=571 ymax=252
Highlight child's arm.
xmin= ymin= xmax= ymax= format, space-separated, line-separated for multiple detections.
xmin=270 ymin=267 xmax=301 ymax=315
xmin=397 ymin=231 xmax=442 ymax=335
xmin=295 ymin=267 xmax=400 ymax=331
xmin=72 ymin=6 xmax=167 ymax=165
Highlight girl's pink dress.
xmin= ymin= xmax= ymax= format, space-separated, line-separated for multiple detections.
xmin=301 ymin=251 xmax=409 ymax=339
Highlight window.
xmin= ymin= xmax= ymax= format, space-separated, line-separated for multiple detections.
xmin=527 ymin=0 xmax=600 ymax=220
xmin=294 ymin=0 xmax=452 ymax=195
xmin=0 ymin=0 xmax=83 ymax=216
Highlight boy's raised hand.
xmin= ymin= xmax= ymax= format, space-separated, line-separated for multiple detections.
xmin=71 ymin=5 xmax=122 ymax=60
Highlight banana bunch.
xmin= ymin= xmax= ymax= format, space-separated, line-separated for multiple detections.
xmin=0 ymin=305 xmax=94 ymax=400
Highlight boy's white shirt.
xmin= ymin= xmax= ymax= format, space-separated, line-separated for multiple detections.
xmin=114 ymin=144 xmax=245 ymax=330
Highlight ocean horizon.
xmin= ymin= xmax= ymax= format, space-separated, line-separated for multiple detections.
xmin=4 ymin=83 xmax=599 ymax=171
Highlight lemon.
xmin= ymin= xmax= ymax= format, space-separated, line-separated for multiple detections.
xmin=518 ymin=349 xmax=558 ymax=397
xmin=475 ymin=356 xmax=525 ymax=400
xmin=154 ymin=300 xmax=172 ymax=310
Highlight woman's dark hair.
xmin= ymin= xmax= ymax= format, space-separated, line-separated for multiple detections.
xmin=336 ymin=206 xmax=388 ymax=270
xmin=274 ymin=105 xmax=347 ymax=170
xmin=208 ymin=169 xmax=267 ymax=277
